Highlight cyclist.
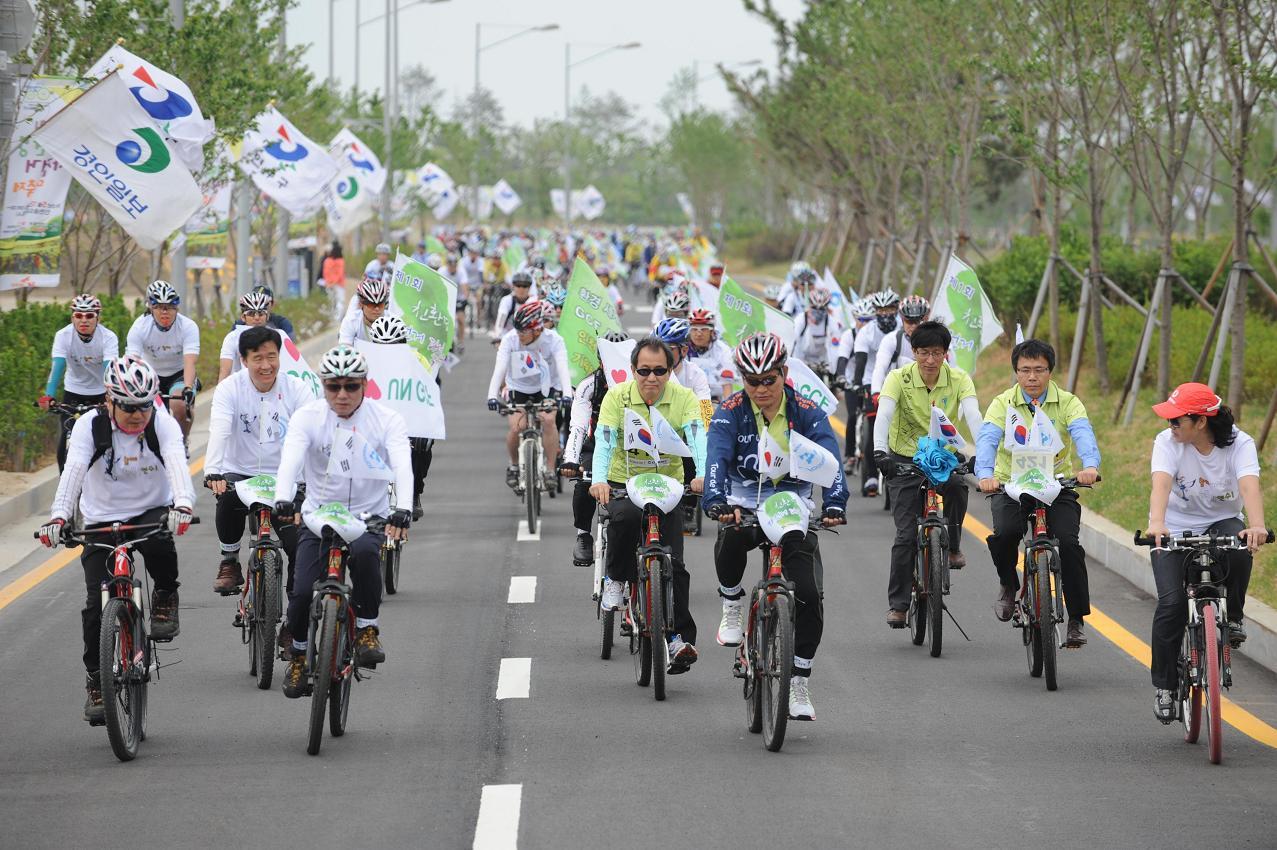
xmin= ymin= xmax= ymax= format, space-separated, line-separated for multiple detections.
xmin=704 ymin=332 xmax=846 ymax=720
xmin=445 ymin=252 xmax=468 ymax=352
xmin=870 ymin=294 xmax=934 ymax=394
xmin=366 ymin=316 xmax=434 ymax=521
xmin=273 ymin=345 xmax=413 ymax=696
xmin=411 ymin=240 xmax=430 ymax=264
xmin=836 ymin=298 xmax=876 ymax=474
xmin=37 ymin=355 xmax=193 ymax=724
xmin=486 ymin=301 xmax=572 ymax=491
xmin=762 ymin=285 xmax=782 ymax=311
xmin=1145 ymin=383 xmax=1268 ymax=722
xmin=791 ymin=287 xmax=838 ymax=379
xmin=38 ymin=294 xmax=119 ymax=471
xmin=205 ymin=325 xmax=313 ymax=598
xmin=218 ymin=290 xmax=277 ymax=380
xmin=653 ymin=318 xmax=713 ymax=425
xmin=834 ymin=288 xmax=900 ymax=496
xmin=493 ymin=270 xmax=536 ymax=337
xmin=125 ymin=280 xmax=200 ymax=442
xmin=976 ymin=338 xmax=1100 ymax=648
xmin=562 ymin=330 xmax=632 ymax=565
xmin=364 ymin=242 xmax=393 ymax=283
xmin=778 ymin=267 xmax=817 ymax=317
xmin=590 ymin=336 xmax=706 ymax=673
xmin=232 ymin=285 xmax=294 ymax=338
xmin=688 ymin=308 xmax=735 ymax=401
xmin=872 ymin=321 xmax=982 ymax=626
xmin=651 ymin=286 xmax=690 ymax=328
xmin=543 ymin=281 xmax=568 ymax=327
xmin=338 ymin=276 xmax=390 ymax=346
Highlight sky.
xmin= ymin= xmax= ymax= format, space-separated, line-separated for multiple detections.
xmin=286 ymin=0 xmax=804 ymax=128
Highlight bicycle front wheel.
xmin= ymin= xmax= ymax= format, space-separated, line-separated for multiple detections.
xmin=600 ymin=608 xmax=614 ymax=660
xmin=383 ymin=543 xmax=401 ymax=595
xmin=1037 ymin=549 xmax=1058 ymax=691
xmin=522 ymin=439 xmax=539 ymax=534
xmin=329 ymin=609 xmax=353 ymax=737
xmin=649 ymin=559 xmax=667 ymax=702
xmin=927 ymin=527 xmax=945 ymax=658
xmin=99 ymin=597 xmax=144 ymax=762
xmin=307 ymin=597 xmax=339 ymax=755
xmin=255 ymin=547 xmax=281 ymax=690
xmin=633 ymin=587 xmax=652 ymax=688
xmin=745 ymin=596 xmax=763 ymax=733
xmin=1203 ymin=602 xmax=1223 ymax=764
xmin=761 ymin=594 xmax=794 ymax=752
xmin=1179 ymin=629 xmax=1202 ymax=744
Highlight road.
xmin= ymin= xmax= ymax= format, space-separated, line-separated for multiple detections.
xmin=2 ymin=312 xmax=1276 ymax=848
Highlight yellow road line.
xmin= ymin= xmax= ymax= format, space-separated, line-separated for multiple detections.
xmin=0 ymin=455 xmax=206 ymax=613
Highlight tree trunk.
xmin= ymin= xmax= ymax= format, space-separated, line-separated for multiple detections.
xmin=1228 ymin=123 xmax=1249 ymax=413
xmin=1087 ymin=161 xmax=1110 ymax=393
xmin=1158 ymin=237 xmax=1174 ymax=399
xmin=1047 ymin=117 xmax=1062 ymax=350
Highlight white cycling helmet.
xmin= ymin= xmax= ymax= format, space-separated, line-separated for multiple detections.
xmin=318 ymin=344 xmax=369 ymax=379
xmin=71 ymin=293 xmax=102 ymax=313
xmin=662 ymin=290 xmax=691 ymax=313
xmin=871 ymin=289 xmax=900 ymax=309
xmin=105 ymin=355 xmax=160 ymax=405
xmin=238 ymin=290 xmax=272 ymax=313
xmin=852 ymin=298 xmax=876 ymax=320
xmin=763 ymin=284 xmax=782 ymax=302
xmin=807 ymin=288 xmax=832 ymax=309
xmin=367 ymin=315 xmax=408 ymax=344
xmin=425 ymin=253 xmax=442 ymax=270
xmin=146 ymin=279 xmax=179 ymax=306
xmin=357 ymin=276 xmax=390 ymax=305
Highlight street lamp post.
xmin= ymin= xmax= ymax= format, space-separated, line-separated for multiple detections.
xmin=691 ymin=58 xmax=761 ymax=111
xmin=563 ymin=41 xmax=640 ymax=227
xmin=472 ymin=22 xmax=558 ymax=223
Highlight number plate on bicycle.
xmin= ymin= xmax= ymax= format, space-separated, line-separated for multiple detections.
xmin=625 ymin=473 xmax=684 ymax=514
xmin=758 ymin=491 xmax=810 ymax=544
xmin=234 ymin=474 xmax=278 ymax=509
xmin=304 ymin=502 xmax=367 ymax=543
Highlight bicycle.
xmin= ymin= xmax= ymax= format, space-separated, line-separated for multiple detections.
xmin=889 ymin=459 xmax=971 ymax=658
xmin=228 ymin=475 xmax=285 ymax=690
xmin=300 ymin=503 xmax=374 ymax=756
xmin=500 ymin=398 xmax=559 ymax=534
xmin=729 ymin=493 xmax=834 ymax=752
xmin=39 ymin=514 xmax=198 ymax=761
xmin=37 ymin=399 xmax=100 ymax=472
xmin=582 ymin=472 xmax=618 ymax=660
xmin=1134 ymin=529 xmax=1273 ymax=764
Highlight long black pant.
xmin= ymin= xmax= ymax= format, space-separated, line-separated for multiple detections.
xmin=604 ymin=486 xmax=696 ymax=645
xmin=715 ymin=524 xmax=823 ymax=664
xmin=1150 ymin=517 xmax=1251 ymax=689
xmin=986 ymin=490 xmax=1090 ymax=621
xmin=572 ymin=450 xmax=596 ymax=532
xmin=286 ymin=526 xmax=385 ymax=643
xmin=214 ymin=483 xmax=299 ymax=592
xmin=57 ymin=391 xmax=104 ymax=471
xmin=410 ymin=437 xmax=433 ymax=497
xmin=860 ymin=398 xmax=879 ymax=489
xmin=843 ymin=391 xmax=861 ymax=458
xmin=885 ymin=459 xmax=970 ymax=611
xmin=80 ymin=507 xmax=178 ymax=671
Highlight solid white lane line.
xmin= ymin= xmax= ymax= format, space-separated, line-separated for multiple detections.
xmin=473 ymin=784 xmax=523 ymax=850
xmin=507 ymin=576 xmax=536 ymax=604
xmin=516 ymin=521 xmax=540 ymax=541
xmin=496 ymin=657 xmax=531 ymax=699
xmin=633 ymin=304 xmax=653 ymax=313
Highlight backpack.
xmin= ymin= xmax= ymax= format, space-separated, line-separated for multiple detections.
xmin=89 ymin=409 xmax=165 ymax=471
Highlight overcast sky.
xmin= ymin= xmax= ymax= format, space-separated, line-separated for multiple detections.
xmin=286 ymin=0 xmax=804 ymax=128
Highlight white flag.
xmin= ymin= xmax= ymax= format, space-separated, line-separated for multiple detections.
xmin=326 ymin=427 xmax=396 ymax=480
xmin=322 ymin=129 xmax=379 ymax=234
xmin=330 ymin=128 xmax=386 ymax=194
xmin=623 ymin=409 xmax=660 ymax=462
xmin=785 ymin=358 xmax=839 ymax=415
xmin=1015 ymin=323 xmax=1025 ymax=345
xmin=578 ymin=184 xmax=606 ymax=220
xmin=929 ymin=406 xmax=967 ymax=450
xmin=492 ymin=178 xmax=522 ymax=215
xmin=757 ymin=424 xmax=790 ymax=481
xmin=789 ymin=430 xmax=839 ymax=488
xmin=35 ymin=72 xmax=201 ymax=251
xmin=649 ymin=406 xmax=692 ymax=458
xmin=431 ymin=183 xmax=459 ymax=220
xmin=1027 ymin=406 xmax=1065 ymax=454
xmin=88 ymin=45 xmax=215 ymax=172
xmin=597 ymin=337 xmax=636 ymax=387
xmin=354 ymin=340 xmax=446 ymax=439
xmin=238 ymin=107 xmax=339 ymax=217
xmin=417 ymin=162 xmax=454 ymax=202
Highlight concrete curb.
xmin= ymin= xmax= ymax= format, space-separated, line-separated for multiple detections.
xmin=1080 ymin=506 xmax=1277 ymax=676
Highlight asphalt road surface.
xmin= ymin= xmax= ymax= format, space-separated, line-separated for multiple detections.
xmin=2 ymin=325 xmax=1276 ymax=848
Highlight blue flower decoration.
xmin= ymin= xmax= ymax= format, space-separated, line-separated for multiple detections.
xmin=913 ymin=437 xmax=958 ymax=486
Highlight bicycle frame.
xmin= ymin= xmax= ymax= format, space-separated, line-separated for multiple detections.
xmin=634 ymin=506 xmax=674 ymax=642
xmin=306 ymin=537 xmax=358 ymax=686
xmin=1017 ymin=502 xmax=1065 ymax=634
xmin=240 ymin=506 xmax=283 ymax=633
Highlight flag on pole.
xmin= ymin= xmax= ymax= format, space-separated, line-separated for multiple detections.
xmin=326 ymin=428 xmax=396 ymax=480
xmin=330 ymin=127 xmax=386 ymax=194
xmin=492 ymin=178 xmax=521 ymax=215
xmin=417 ymin=162 xmax=454 ymax=202
xmin=929 ymin=406 xmax=967 ymax=450
xmin=623 ymin=409 xmax=660 ymax=462
xmin=785 ymin=358 xmax=839 ymax=415
xmin=238 ymin=107 xmax=339 ymax=217
xmin=389 ymin=251 xmax=456 ymax=371
xmin=757 ymin=425 xmax=790 ymax=482
xmin=558 ymin=259 xmax=625 ymax=384
xmin=1027 ymin=406 xmax=1065 ymax=453
xmin=649 ymin=407 xmax=692 ymax=457
xmin=789 ymin=430 xmax=840 ymax=488
xmin=34 ymin=71 xmax=201 ymax=251
xmin=929 ymin=252 xmax=1002 ymax=374
xmin=431 ymin=184 xmax=459 ymax=219
xmin=1004 ymin=406 xmax=1029 ymax=449
xmin=88 ymin=45 xmax=215 ymax=172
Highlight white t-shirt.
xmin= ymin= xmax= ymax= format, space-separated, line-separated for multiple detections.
xmin=689 ymin=340 xmax=736 ymax=399
xmin=1151 ymin=427 xmax=1261 ymax=534
xmin=487 ymin=328 xmax=572 ymax=398
xmin=52 ymin=324 xmax=119 ymax=394
xmin=205 ymin=370 xmax=315 ymax=477
xmin=458 ymin=256 xmax=483 ymax=287
xmin=674 ymin=358 xmax=712 ymax=402
xmin=494 ymin=293 xmax=535 ymax=336
xmin=338 ymin=308 xmax=374 ymax=346
xmin=218 ymin=326 xmax=286 ymax=374
xmin=126 ymin=312 xmax=200 ymax=376
xmin=792 ymin=312 xmax=836 ymax=370
xmin=50 ymin=406 xmax=194 ymax=523
xmin=364 ymin=258 xmax=392 ymax=282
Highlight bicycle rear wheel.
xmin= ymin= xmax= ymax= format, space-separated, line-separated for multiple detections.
xmin=1179 ymin=631 xmax=1202 ymax=743
xmin=307 ymin=597 xmax=338 ymax=755
xmin=745 ymin=596 xmax=763 ymax=734
xmin=909 ymin=549 xmax=926 ymax=646
xmin=383 ymin=543 xmax=401 ymax=595
xmin=600 ymin=608 xmax=614 ymax=660
xmin=761 ymin=594 xmax=794 ymax=752
xmin=927 ymin=528 xmax=945 ymax=658
xmin=522 ymin=440 xmax=539 ymax=534
xmin=1203 ymin=602 xmax=1223 ymax=764
xmin=632 ymin=587 xmax=652 ymax=688
xmin=649 ymin=559 xmax=667 ymax=702
xmin=1037 ymin=549 xmax=1058 ymax=691
xmin=99 ymin=597 xmax=145 ymax=761
xmin=255 ymin=547 xmax=281 ymax=690
xmin=329 ymin=610 xmax=353 ymax=737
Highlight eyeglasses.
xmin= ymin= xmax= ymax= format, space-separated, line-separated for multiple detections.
xmin=72 ymin=312 xmax=99 ymax=320
xmin=116 ymin=401 xmax=153 ymax=414
xmin=743 ymin=374 xmax=781 ymax=387
xmin=634 ymin=367 xmax=669 ymax=377
xmin=324 ymin=381 xmax=363 ymax=394
xmin=1016 ymin=367 xmax=1050 ymax=376
xmin=914 ymin=349 xmax=947 ymax=361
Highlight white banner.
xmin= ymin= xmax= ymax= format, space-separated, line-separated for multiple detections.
xmin=597 ymin=337 xmax=636 ymax=386
xmin=238 ymin=107 xmax=338 ymax=217
xmin=330 ymin=127 xmax=386 ymax=194
xmin=457 ymin=185 xmax=493 ymax=220
xmin=675 ymin=192 xmax=695 ymax=222
xmin=578 ymin=184 xmax=606 ymax=220
xmin=35 ymin=72 xmax=201 ymax=251
xmin=432 ymin=183 xmax=459 ymax=220
xmin=417 ymin=162 xmax=455 ymax=202
xmin=649 ymin=406 xmax=691 ymax=458
xmin=789 ymin=430 xmax=839 ymax=488
xmin=492 ymin=178 xmax=521 ymax=215
xmin=785 ymin=358 xmax=839 ymax=415
xmin=280 ymin=334 xmax=321 ymax=399
xmin=354 ymin=340 xmax=446 ymax=439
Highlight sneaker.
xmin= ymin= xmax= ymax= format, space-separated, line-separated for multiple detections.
xmin=1229 ymin=620 xmax=1247 ymax=647
xmin=505 ymin=465 xmax=519 ymax=489
xmin=277 ymin=623 xmax=293 ymax=652
xmin=789 ymin=675 xmax=815 ymax=721
xmin=600 ymin=578 xmax=625 ymax=612
xmin=1154 ymin=688 xmax=1176 ymax=724
xmin=843 ymin=457 xmax=857 ymax=475
xmin=572 ymin=532 xmax=594 ymax=566
xmin=281 ymin=652 xmax=308 ymax=699
xmin=668 ymin=635 xmax=698 ymax=674
xmin=84 ymin=671 xmax=105 ymax=725
xmin=886 ymin=608 xmax=907 ymax=629
xmin=948 ymin=549 xmax=967 ymax=570
xmin=993 ymin=585 xmax=1016 ymax=622
xmin=412 ymin=493 xmax=424 ymax=522
xmin=717 ymin=592 xmax=746 ymax=646
xmin=862 ymin=477 xmax=879 ymax=497
xmin=150 ymin=589 xmax=180 ymax=641
xmin=1066 ymin=618 xmax=1087 ymax=647
xmin=355 ymin=626 xmax=386 ymax=667
xmin=213 ymin=556 xmax=244 ymax=595
xmin=542 ymin=471 xmax=557 ymax=492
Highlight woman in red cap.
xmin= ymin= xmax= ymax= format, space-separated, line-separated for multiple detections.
xmin=1146 ymin=382 xmax=1268 ymax=723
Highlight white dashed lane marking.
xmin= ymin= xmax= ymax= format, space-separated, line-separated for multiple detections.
xmin=507 ymin=576 xmax=536 ymax=604
xmin=473 ymin=784 xmax=523 ymax=849
xmin=496 ymin=658 xmax=531 ymax=699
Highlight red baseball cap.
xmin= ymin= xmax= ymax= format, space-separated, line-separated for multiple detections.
xmin=709 ymin=262 xmax=724 ymax=272
xmin=1152 ymin=382 xmax=1222 ymax=419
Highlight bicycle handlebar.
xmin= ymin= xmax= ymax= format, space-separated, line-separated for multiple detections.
xmin=39 ymin=516 xmax=201 ymax=547
xmin=499 ymin=400 xmax=559 ymax=416
xmin=984 ymin=474 xmax=1102 ymax=495
xmin=36 ymin=400 xmax=100 ymax=416
xmin=721 ymin=508 xmax=835 ymax=533
xmin=889 ymin=459 xmax=975 ymax=480
xmin=1134 ymin=529 xmax=1273 ymax=549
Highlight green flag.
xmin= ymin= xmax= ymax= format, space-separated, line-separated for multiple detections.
xmin=718 ymin=276 xmax=767 ymax=347
xmin=425 ymin=235 xmax=447 ymax=256
xmin=930 ymin=253 xmax=1003 ymax=375
xmin=390 ymin=251 xmax=456 ymax=369
xmin=502 ymin=239 xmax=527 ymax=279
xmin=558 ymin=257 xmax=624 ymax=384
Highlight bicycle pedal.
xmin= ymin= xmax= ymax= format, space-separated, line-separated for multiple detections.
xmin=573 ymin=558 xmax=594 ymax=567
xmin=232 ymin=614 xmax=244 ymax=628
xmin=151 ymin=634 xmax=175 ymax=644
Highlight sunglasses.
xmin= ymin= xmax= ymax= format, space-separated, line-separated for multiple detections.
xmin=324 ymin=381 xmax=363 ymax=394
xmin=1169 ymin=415 xmax=1197 ymax=429
xmin=116 ymin=401 xmax=153 ymax=414
xmin=72 ymin=312 xmax=99 ymax=320
xmin=634 ymin=367 xmax=669 ymax=377
xmin=743 ymin=375 xmax=781 ymax=387
xmin=243 ymin=309 xmax=267 ymax=317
